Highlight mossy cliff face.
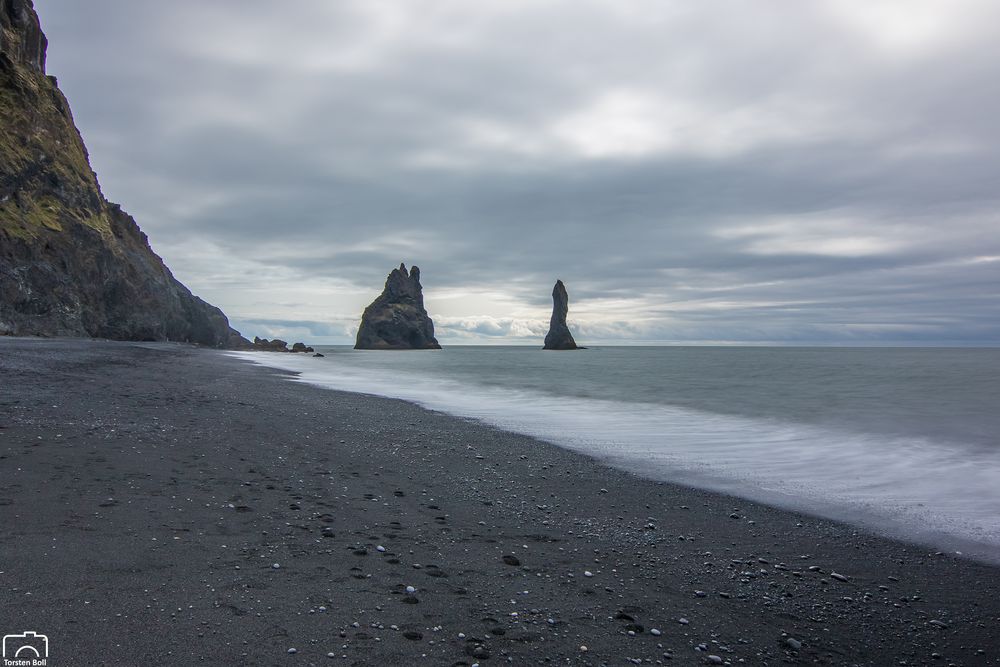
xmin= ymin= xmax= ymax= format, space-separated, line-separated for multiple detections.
xmin=0 ymin=0 xmax=248 ymax=347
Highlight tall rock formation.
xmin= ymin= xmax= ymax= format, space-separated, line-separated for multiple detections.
xmin=355 ymin=263 xmax=441 ymax=350
xmin=543 ymin=280 xmax=579 ymax=350
xmin=0 ymin=0 xmax=248 ymax=347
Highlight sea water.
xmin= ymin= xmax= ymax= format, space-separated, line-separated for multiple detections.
xmin=234 ymin=346 xmax=1000 ymax=562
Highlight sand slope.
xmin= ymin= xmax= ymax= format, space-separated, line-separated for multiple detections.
xmin=0 ymin=339 xmax=997 ymax=665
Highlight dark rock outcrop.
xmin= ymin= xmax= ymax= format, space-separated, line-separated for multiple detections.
xmin=252 ymin=337 xmax=289 ymax=352
xmin=355 ymin=263 xmax=441 ymax=350
xmin=247 ymin=338 xmax=314 ymax=353
xmin=543 ymin=280 xmax=580 ymax=350
xmin=1 ymin=0 xmax=45 ymax=73
xmin=0 ymin=1 xmax=249 ymax=348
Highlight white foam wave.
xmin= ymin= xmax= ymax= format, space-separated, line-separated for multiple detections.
xmin=231 ymin=351 xmax=1000 ymax=561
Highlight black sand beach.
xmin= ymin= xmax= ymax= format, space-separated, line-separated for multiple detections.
xmin=1 ymin=339 xmax=998 ymax=666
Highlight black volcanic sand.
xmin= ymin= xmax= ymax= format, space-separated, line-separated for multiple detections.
xmin=1 ymin=339 xmax=998 ymax=667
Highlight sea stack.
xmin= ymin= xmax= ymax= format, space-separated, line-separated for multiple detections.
xmin=543 ymin=280 xmax=580 ymax=350
xmin=355 ymin=263 xmax=441 ymax=350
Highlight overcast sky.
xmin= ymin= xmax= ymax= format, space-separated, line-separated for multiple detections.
xmin=36 ymin=0 xmax=1000 ymax=344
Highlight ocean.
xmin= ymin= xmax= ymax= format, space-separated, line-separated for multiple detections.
xmin=234 ymin=345 xmax=1000 ymax=561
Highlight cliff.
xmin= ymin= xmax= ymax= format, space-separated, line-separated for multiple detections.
xmin=543 ymin=279 xmax=580 ymax=350
xmin=0 ymin=0 xmax=248 ymax=347
xmin=355 ymin=263 xmax=441 ymax=350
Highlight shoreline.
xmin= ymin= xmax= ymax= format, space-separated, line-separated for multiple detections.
xmin=233 ymin=347 xmax=1000 ymax=566
xmin=1 ymin=338 xmax=998 ymax=665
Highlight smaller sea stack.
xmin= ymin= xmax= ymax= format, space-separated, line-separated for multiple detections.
xmin=355 ymin=263 xmax=441 ymax=350
xmin=543 ymin=280 xmax=580 ymax=350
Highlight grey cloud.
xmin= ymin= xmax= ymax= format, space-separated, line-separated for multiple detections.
xmin=33 ymin=0 xmax=1000 ymax=344
xmin=231 ymin=317 xmax=357 ymax=342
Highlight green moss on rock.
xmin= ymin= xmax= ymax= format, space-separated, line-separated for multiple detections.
xmin=0 ymin=1 xmax=247 ymax=348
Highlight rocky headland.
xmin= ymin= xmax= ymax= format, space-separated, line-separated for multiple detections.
xmin=355 ymin=263 xmax=441 ymax=350
xmin=0 ymin=0 xmax=247 ymax=348
xmin=543 ymin=279 xmax=581 ymax=350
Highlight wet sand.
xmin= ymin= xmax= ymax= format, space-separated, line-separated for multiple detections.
xmin=0 ymin=338 xmax=997 ymax=666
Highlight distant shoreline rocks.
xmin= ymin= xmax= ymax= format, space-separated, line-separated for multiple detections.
xmin=248 ymin=337 xmax=314 ymax=353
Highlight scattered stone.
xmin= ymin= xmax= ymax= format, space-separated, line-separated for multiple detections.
xmin=465 ymin=645 xmax=490 ymax=659
xmin=831 ymin=572 xmax=849 ymax=582
xmin=786 ymin=638 xmax=802 ymax=650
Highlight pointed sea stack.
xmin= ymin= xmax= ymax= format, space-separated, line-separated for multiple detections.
xmin=543 ymin=280 xmax=580 ymax=350
xmin=355 ymin=263 xmax=441 ymax=350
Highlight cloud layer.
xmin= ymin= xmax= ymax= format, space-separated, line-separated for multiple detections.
xmin=36 ymin=0 xmax=1000 ymax=344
